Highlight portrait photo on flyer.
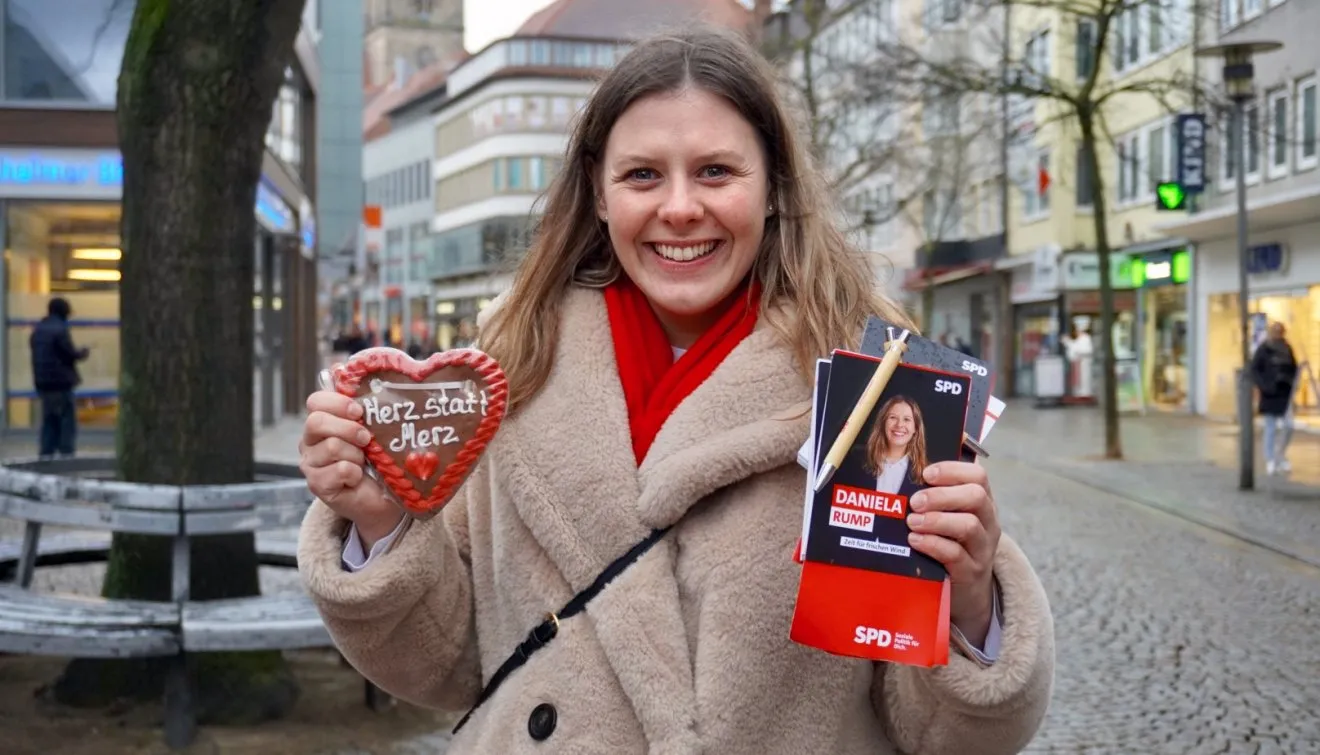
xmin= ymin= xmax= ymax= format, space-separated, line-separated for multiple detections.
xmin=804 ymin=352 xmax=972 ymax=582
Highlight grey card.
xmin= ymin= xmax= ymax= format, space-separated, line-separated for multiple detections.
xmin=860 ymin=316 xmax=993 ymax=443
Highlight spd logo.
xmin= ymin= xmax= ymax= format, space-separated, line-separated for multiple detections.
xmin=935 ymin=379 xmax=963 ymax=395
xmin=961 ymin=360 xmax=989 ymax=377
xmin=854 ymin=626 xmax=893 ymax=647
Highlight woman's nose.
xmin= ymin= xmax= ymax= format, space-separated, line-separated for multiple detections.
xmin=657 ymin=180 xmax=704 ymax=226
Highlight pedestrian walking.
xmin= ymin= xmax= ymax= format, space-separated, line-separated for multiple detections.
xmin=296 ymin=26 xmax=1053 ymax=754
xmin=29 ymin=297 xmax=90 ymax=459
xmin=1251 ymin=321 xmax=1298 ymax=475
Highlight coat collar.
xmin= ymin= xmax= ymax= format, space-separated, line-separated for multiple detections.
xmin=488 ymin=285 xmax=811 ymax=589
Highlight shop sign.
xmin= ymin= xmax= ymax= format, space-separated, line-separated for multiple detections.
xmin=256 ymin=180 xmax=296 ymax=234
xmin=1010 ymin=245 xmax=1060 ymax=304
xmin=1175 ymin=114 xmax=1207 ymax=195
xmin=0 ymin=147 xmax=298 ymax=234
xmin=1059 ymin=252 xmax=1137 ymax=291
xmin=1246 ymin=243 xmax=1287 ymax=277
xmin=0 ymin=149 xmax=123 ymax=198
xmin=1128 ymin=249 xmax=1190 ymax=287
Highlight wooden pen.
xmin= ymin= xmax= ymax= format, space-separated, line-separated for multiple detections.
xmin=812 ymin=328 xmax=911 ymax=492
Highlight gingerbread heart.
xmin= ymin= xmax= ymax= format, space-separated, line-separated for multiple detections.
xmin=330 ymin=347 xmax=508 ymax=518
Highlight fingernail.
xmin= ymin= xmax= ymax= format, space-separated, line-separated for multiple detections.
xmin=348 ymin=402 xmax=363 ymax=419
xmin=907 ymin=513 xmax=925 ymax=528
xmin=910 ymin=492 xmax=926 ymax=512
xmin=908 ymin=533 xmax=924 ymax=545
xmin=924 ymin=465 xmax=939 ymax=483
xmin=356 ymin=429 xmax=371 ymax=446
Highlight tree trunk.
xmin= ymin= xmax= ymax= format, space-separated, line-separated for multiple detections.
xmin=51 ymin=0 xmax=306 ymax=724
xmin=1079 ymin=111 xmax=1123 ymax=460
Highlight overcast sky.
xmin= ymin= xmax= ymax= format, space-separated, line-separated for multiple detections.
xmin=464 ymin=0 xmax=557 ymax=53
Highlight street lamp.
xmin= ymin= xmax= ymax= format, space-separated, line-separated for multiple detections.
xmin=1195 ymin=40 xmax=1283 ymax=491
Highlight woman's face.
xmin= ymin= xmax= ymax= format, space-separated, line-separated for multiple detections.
xmin=884 ymin=402 xmax=916 ymax=451
xmin=597 ymin=87 xmax=770 ymax=346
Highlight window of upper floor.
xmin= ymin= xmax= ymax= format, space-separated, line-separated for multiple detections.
xmin=365 ymin=159 xmax=433 ymax=209
xmin=2 ymin=0 xmax=134 ymax=104
xmin=1115 ymin=117 xmax=1175 ymax=208
xmin=1111 ymin=0 xmax=1192 ymax=76
xmin=923 ymin=0 xmax=966 ymax=29
xmin=843 ymin=181 xmax=896 ymax=250
xmin=1221 ymin=0 xmax=1288 ymax=33
xmin=265 ymin=67 xmax=306 ymax=173
xmin=436 ymin=93 xmax=589 ymax=157
xmin=1214 ymin=73 xmax=1317 ymax=191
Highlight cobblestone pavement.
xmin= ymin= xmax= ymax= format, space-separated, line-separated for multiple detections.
xmin=988 ymin=451 xmax=1320 ymax=754
xmin=990 ymin=402 xmax=1320 ymax=569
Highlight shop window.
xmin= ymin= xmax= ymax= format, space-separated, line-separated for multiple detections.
xmin=4 ymin=201 xmax=122 ymax=429
xmin=3 ymin=0 xmax=134 ymax=102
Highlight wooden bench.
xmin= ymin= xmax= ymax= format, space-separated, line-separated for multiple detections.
xmin=0 ymin=456 xmax=387 ymax=749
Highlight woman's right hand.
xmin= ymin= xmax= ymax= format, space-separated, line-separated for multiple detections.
xmin=299 ymin=390 xmax=404 ymax=545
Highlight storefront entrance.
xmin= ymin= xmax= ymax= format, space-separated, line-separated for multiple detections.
xmin=1141 ymin=284 xmax=1190 ymax=410
xmin=1207 ymin=286 xmax=1320 ymax=429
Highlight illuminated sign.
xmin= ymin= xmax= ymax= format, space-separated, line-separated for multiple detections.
xmin=1129 ymin=249 xmax=1190 ymax=287
xmin=0 ymin=153 xmax=122 ymax=187
xmin=0 ymin=149 xmax=306 ymax=237
xmin=256 ymin=180 xmax=296 ymax=233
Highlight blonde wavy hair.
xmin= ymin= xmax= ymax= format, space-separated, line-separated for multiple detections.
xmin=480 ymin=24 xmax=914 ymax=411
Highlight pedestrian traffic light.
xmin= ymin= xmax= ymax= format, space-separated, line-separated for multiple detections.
xmin=1156 ymin=181 xmax=1187 ymax=211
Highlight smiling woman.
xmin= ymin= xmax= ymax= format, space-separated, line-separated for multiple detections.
xmin=297 ymin=23 xmax=1055 ymax=755
xmin=596 ymin=88 xmax=771 ymax=347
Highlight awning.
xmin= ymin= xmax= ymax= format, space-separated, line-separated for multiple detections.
xmin=902 ymin=261 xmax=996 ymax=291
xmin=1155 ymin=184 xmax=1320 ymax=241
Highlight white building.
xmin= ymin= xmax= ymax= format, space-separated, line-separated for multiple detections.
xmin=1158 ymin=0 xmax=1320 ymax=428
xmin=360 ymin=66 xmax=448 ymax=349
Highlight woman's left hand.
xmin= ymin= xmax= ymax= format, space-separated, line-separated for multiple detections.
xmin=906 ymin=461 xmax=1000 ymax=647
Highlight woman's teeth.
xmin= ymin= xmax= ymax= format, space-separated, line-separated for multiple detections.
xmin=653 ymin=241 xmax=718 ymax=262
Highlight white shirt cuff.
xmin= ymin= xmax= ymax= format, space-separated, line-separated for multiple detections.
xmin=951 ymin=580 xmax=1004 ymax=666
xmin=341 ymin=516 xmax=408 ymax=572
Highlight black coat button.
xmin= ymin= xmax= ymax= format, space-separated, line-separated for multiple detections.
xmin=528 ymin=702 xmax=557 ymax=740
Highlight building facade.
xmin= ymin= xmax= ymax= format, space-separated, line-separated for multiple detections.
xmin=1159 ymin=0 xmax=1317 ymax=427
xmin=998 ymin=0 xmax=1197 ymax=406
xmin=0 ymin=0 xmax=321 ymax=433
xmin=901 ymin=0 xmax=1012 ymax=389
xmin=361 ymin=83 xmax=444 ymax=350
xmin=363 ymin=0 xmax=465 ymax=89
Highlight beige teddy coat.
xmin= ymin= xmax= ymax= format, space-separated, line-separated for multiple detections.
xmin=298 ymin=286 xmax=1055 ymax=754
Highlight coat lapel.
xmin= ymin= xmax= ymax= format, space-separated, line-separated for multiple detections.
xmin=488 ymin=285 xmax=811 ymax=752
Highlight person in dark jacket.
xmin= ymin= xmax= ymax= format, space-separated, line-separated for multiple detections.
xmin=28 ymin=297 xmax=89 ymax=458
xmin=1250 ymin=321 xmax=1298 ymax=475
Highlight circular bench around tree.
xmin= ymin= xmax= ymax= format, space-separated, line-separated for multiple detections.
xmin=0 ymin=455 xmax=384 ymax=749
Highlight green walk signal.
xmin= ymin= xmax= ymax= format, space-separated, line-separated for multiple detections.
xmin=1156 ymin=182 xmax=1187 ymax=211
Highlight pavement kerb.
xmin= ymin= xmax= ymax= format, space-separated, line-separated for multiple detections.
xmin=994 ymin=447 xmax=1320 ymax=571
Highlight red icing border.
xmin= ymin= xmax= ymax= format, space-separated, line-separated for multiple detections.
xmin=331 ymin=348 xmax=509 ymax=517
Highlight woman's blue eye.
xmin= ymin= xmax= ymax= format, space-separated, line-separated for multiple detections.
xmin=701 ymin=165 xmax=730 ymax=179
xmin=628 ymin=168 xmax=657 ymax=181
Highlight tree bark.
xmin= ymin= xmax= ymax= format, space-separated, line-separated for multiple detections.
xmin=51 ymin=0 xmax=307 ymax=724
xmin=1079 ymin=110 xmax=1123 ymax=460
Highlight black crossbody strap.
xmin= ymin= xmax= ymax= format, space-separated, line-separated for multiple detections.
xmin=451 ymin=526 xmax=671 ymax=735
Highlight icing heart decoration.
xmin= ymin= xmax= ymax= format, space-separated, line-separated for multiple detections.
xmin=331 ymin=347 xmax=508 ymax=519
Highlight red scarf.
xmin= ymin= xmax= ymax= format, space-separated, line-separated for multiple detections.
xmin=604 ymin=277 xmax=761 ymax=465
